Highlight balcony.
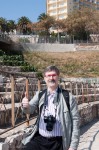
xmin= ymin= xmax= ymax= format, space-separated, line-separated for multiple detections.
xmin=47 ymin=0 xmax=57 ymax=4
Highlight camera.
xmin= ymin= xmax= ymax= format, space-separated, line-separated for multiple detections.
xmin=44 ymin=115 xmax=56 ymax=131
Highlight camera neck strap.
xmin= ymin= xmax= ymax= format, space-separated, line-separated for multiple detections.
xmin=43 ymin=88 xmax=59 ymax=118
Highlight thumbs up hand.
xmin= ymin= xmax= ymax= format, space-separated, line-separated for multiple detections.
xmin=22 ymin=92 xmax=29 ymax=108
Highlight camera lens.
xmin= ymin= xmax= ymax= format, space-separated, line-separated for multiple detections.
xmin=44 ymin=115 xmax=56 ymax=131
xmin=46 ymin=122 xmax=53 ymax=131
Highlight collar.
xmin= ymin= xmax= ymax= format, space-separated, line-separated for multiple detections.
xmin=47 ymin=87 xmax=58 ymax=96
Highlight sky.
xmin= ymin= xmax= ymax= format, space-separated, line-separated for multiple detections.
xmin=0 ymin=0 xmax=46 ymax=23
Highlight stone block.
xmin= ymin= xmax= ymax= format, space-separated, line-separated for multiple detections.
xmin=0 ymin=143 xmax=9 ymax=150
xmin=4 ymin=130 xmax=25 ymax=150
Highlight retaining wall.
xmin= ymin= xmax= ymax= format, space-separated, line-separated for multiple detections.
xmin=12 ymin=43 xmax=76 ymax=52
xmin=11 ymin=43 xmax=99 ymax=52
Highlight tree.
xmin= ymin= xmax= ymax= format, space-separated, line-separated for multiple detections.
xmin=17 ymin=16 xmax=32 ymax=34
xmin=50 ymin=19 xmax=66 ymax=42
xmin=64 ymin=8 xmax=99 ymax=41
xmin=37 ymin=13 xmax=55 ymax=36
xmin=0 ymin=17 xmax=7 ymax=33
xmin=6 ymin=20 xmax=16 ymax=33
xmin=37 ymin=13 xmax=48 ymax=22
xmin=85 ymin=10 xmax=99 ymax=34
xmin=31 ymin=22 xmax=45 ymax=35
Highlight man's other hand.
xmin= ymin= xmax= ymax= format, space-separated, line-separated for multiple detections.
xmin=22 ymin=92 xmax=29 ymax=108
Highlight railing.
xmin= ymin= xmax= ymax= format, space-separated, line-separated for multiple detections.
xmin=8 ymin=34 xmax=99 ymax=44
xmin=1 ymin=33 xmax=99 ymax=44
xmin=0 ymin=70 xmax=99 ymax=135
xmin=60 ymin=78 xmax=99 ymax=104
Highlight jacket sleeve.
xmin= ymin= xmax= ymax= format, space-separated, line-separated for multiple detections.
xmin=69 ymin=93 xmax=80 ymax=150
xmin=22 ymin=91 xmax=39 ymax=114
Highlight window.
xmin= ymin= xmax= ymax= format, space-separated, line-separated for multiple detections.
xmin=58 ymin=8 xmax=66 ymax=13
xmin=59 ymin=15 xmax=65 ymax=19
xmin=49 ymin=4 xmax=56 ymax=10
xmin=50 ymin=11 xmax=57 ymax=15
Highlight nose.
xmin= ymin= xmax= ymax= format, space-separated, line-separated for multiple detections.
xmin=50 ymin=75 xmax=54 ymax=79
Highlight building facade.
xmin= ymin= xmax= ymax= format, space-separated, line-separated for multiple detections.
xmin=46 ymin=0 xmax=99 ymax=20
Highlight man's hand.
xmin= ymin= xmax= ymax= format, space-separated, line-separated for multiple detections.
xmin=68 ymin=148 xmax=75 ymax=150
xmin=22 ymin=92 xmax=29 ymax=108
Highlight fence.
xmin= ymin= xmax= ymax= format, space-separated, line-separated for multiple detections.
xmin=37 ymin=36 xmax=92 ymax=44
xmin=0 ymin=70 xmax=99 ymax=135
xmin=1 ymin=33 xmax=99 ymax=44
xmin=8 ymin=34 xmax=99 ymax=44
xmin=60 ymin=78 xmax=99 ymax=104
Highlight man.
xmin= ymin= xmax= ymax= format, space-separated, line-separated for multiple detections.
xmin=22 ymin=65 xmax=80 ymax=150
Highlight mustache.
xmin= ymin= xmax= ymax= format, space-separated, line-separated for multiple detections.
xmin=49 ymin=79 xmax=56 ymax=83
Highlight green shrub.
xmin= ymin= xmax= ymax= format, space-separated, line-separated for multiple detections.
xmin=2 ymin=55 xmax=24 ymax=61
xmin=3 ymin=60 xmax=13 ymax=66
xmin=19 ymin=38 xmax=30 ymax=43
xmin=36 ymin=72 xmax=43 ymax=79
xmin=0 ymin=49 xmax=5 ymax=56
xmin=21 ymin=65 xmax=37 ymax=72
xmin=1 ymin=51 xmax=37 ymax=72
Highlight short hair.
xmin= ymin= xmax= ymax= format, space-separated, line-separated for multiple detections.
xmin=43 ymin=65 xmax=60 ymax=76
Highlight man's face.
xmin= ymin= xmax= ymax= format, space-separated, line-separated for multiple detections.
xmin=44 ymin=70 xmax=59 ymax=89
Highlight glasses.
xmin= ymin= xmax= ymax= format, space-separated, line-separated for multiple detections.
xmin=45 ymin=73 xmax=57 ymax=78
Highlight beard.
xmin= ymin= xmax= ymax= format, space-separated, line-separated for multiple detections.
xmin=48 ymin=79 xmax=57 ymax=87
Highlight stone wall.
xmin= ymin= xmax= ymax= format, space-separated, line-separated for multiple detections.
xmin=12 ymin=43 xmax=76 ymax=52
xmin=0 ymin=66 xmax=21 ymax=72
xmin=9 ymin=42 xmax=99 ymax=52
xmin=0 ymin=106 xmax=22 ymax=126
xmin=0 ymin=101 xmax=99 ymax=150
xmin=0 ymin=94 xmax=98 ymax=126
xmin=79 ymin=102 xmax=99 ymax=126
xmin=76 ymin=45 xmax=99 ymax=51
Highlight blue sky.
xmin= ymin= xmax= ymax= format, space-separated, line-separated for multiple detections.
xmin=0 ymin=0 xmax=46 ymax=23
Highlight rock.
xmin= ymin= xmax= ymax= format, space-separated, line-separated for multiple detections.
xmin=0 ymin=143 xmax=9 ymax=150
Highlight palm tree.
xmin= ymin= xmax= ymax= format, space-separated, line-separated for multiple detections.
xmin=37 ymin=13 xmax=55 ymax=36
xmin=6 ymin=20 xmax=16 ymax=33
xmin=37 ymin=13 xmax=48 ymax=22
xmin=17 ymin=16 xmax=32 ymax=35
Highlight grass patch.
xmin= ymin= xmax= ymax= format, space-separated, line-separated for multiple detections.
xmin=23 ymin=51 xmax=99 ymax=78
